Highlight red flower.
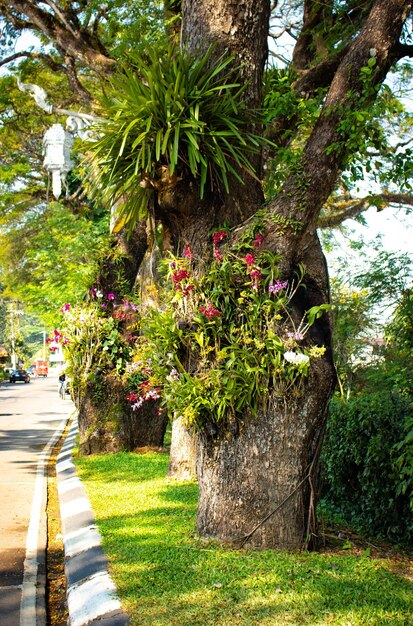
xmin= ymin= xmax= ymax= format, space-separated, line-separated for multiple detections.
xmin=244 ymin=253 xmax=255 ymax=266
xmin=212 ymin=230 xmax=227 ymax=245
xmin=200 ymin=303 xmax=220 ymax=319
xmin=172 ymin=269 xmax=191 ymax=284
xmin=253 ymin=234 xmax=264 ymax=248
xmin=213 ymin=246 xmax=223 ymax=262
xmin=183 ymin=243 xmax=193 ymax=259
xmin=183 ymin=284 xmax=195 ymax=297
xmin=250 ymin=268 xmax=262 ymax=280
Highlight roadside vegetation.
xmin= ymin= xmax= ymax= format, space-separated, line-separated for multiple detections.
xmin=0 ymin=0 xmax=412 ymax=597
xmin=75 ymin=450 xmax=413 ymax=626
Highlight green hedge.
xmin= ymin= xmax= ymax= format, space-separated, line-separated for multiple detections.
xmin=320 ymin=392 xmax=413 ymax=545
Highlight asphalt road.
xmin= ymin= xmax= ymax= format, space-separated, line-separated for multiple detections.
xmin=0 ymin=376 xmax=72 ymax=626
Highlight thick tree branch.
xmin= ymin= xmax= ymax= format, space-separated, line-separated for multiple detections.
xmin=42 ymin=0 xmax=80 ymax=38
xmin=1 ymin=51 xmax=61 ymax=69
xmin=0 ymin=50 xmax=69 ymax=77
xmin=63 ymin=54 xmax=93 ymax=102
xmin=0 ymin=0 xmax=115 ymax=71
xmin=266 ymin=0 xmax=412 ymax=258
xmin=319 ymin=192 xmax=413 ymax=228
xmin=292 ymin=46 xmax=349 ymax=95
xmin=0 ymin=3 xmax=33 ymax=30
xmin=291 ymin=0 xmax=333 ymax=70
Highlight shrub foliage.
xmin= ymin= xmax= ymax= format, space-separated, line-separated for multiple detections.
xmin=321 ymin=393 xmax=413 ymax=544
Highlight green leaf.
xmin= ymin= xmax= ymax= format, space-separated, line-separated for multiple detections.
xmin=155 ymin=128 xmax=163 ymax=161
xmin=306 ymin=304 xmax=331 ymax=326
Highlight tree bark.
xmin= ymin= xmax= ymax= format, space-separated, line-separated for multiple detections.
xmin=185 ymin=0 xmax=411 ymax=549
xmin=197 ymin=359 xmax=334 ymax=548
xmin=167 ymin=416 xmax=198 ymax=480
xmin=182 ymin=0 xmax=270 ymax=109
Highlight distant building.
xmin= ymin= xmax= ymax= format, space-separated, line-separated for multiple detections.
xmin=351 ymin=337 xmax=386 ymax=366
xmin=48 ymin=343 xmax=65 ymax=372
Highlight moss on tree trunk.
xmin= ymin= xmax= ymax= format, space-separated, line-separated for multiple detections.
xmin=77 ymin=373 xmax=168 ymax=455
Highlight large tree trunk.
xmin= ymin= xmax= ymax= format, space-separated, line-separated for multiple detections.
xmin=160 ymin=0 xmax=271 ymax=256
xmin=197 ymin=359 xmax=335 ymax=548
xmin=77 ymin=373 xmax=168 ymax=455
xmin=195 ymin=228 xmax=336 ymax=547
xmin=164 ymin=0 xmax=271 ymax=478
xmin=182 ymin=0 xmax=270 ymax=110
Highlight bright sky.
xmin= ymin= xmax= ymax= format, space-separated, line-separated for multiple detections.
xmin=324 ymin=205 xmax=413 ymax=273
xmin=353 ymin=206 xmax=412 ymax=253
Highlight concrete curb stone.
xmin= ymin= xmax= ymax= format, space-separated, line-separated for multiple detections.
xmin=56 ymin=416 xmax=129 ymax=626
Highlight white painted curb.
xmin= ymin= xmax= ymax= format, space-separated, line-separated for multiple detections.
xmin=67 ymin=572 xmax=122 ymax=626
xmin=56 ymin=415 xmax=128 ymax=626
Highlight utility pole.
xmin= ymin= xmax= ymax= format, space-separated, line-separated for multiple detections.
xmin=8 ymin=303 xmax=17 ymax=369
xmin=7 ymin=302 xmax=23 ymax=369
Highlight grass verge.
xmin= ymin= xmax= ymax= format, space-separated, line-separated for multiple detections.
xmin=75 ymin=451 xmax=413 ymax=626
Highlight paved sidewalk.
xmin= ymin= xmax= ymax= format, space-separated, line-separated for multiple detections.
xmin=56 ymin=416 xmax=129 ymax=626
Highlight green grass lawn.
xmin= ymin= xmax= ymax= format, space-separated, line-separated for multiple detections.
xmin=75 ymin=451 xmax=413 ymax=626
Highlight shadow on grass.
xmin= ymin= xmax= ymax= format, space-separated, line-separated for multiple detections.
xmin=80 ymin=473 xmax=413 ymax=626
xmin=102 ymin=513 xmax=413 ymax=625
xmin=75 ymin=451 xmax=169 ymax=483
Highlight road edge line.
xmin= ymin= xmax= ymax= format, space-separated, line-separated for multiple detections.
xmin=19 ymin=413 xmax=71 ymax=626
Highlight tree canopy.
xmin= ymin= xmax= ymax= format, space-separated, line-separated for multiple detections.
xmin=0 ymin=1 xmax=412 ymax=234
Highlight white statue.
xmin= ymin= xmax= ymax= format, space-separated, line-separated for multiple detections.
xmin=43 ymin=124 xmax=74 ymax=198
xmin=17 ymin=77 xmax=104 ymax=197
xmin=16 ymin=78 xmax=54 ymax=114
xmin=66 ymin=115 xmax=93 ymax=140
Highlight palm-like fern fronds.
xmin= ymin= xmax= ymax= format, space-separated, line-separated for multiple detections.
xmin=88 ymin=44 xmax=267 ymax=231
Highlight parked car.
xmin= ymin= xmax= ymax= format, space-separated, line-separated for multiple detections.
xmin=9 ymin=369 xmax=30 ymax=383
